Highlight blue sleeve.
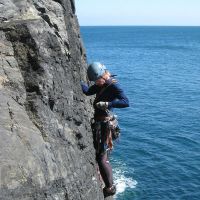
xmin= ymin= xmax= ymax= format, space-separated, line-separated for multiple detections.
xmin=108 ymin=83 xmax=129 ymax=108
xmin=81 ymin=82 xmax=98 ymax=96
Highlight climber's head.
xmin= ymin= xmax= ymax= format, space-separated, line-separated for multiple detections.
xmin=87 ymin=62 xmax=111 ymax=86
xmin=87 ymin=62 xmax=106 ymax=81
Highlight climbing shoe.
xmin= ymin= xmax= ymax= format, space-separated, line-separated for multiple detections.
xmin=103 ymin=185 xmax=116 ymax=197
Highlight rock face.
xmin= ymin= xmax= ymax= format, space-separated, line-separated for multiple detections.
xmin=0 ymin=0 xmax=112 ymax=199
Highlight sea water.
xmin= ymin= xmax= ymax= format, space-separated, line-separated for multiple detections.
xmin=80 ymin=26 xmax=200 ymax=200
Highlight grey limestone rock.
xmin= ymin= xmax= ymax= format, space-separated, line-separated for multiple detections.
xmin=0 ymin=0 xmax=113 ymax=199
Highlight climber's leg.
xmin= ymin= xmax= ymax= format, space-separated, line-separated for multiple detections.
xmin=97 ymin=151 xmax=113 ymax=188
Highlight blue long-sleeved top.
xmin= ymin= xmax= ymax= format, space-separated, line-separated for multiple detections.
xmin=81 ymin=78 xmax=129 ymax=117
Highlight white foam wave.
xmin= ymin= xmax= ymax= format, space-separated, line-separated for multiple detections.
xmin=113 ymin=168 xmax=138 ymax=197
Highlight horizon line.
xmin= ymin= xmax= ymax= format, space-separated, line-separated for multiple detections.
xmin=79 ymin=25 xmax=200 ymax=27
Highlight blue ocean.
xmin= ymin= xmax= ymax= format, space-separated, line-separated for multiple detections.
xmin=80 ymin=26 xmax=200 ymax=200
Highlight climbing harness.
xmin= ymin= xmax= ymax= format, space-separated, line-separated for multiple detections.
xmin=91 ymin=112 xmax=120 ymax=153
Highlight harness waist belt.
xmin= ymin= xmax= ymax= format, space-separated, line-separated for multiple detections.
xmin=95 ymin=116 xmax=111 ymax=121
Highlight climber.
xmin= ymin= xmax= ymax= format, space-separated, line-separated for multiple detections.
xmin=80 ymin=62 xmax=129 ymax=197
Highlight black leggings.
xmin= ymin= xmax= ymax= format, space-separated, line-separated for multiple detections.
xmin=94 ymin=121 xmax=113 ymax=188
xmin=96 ymin=151 xmax=113 ymax=188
